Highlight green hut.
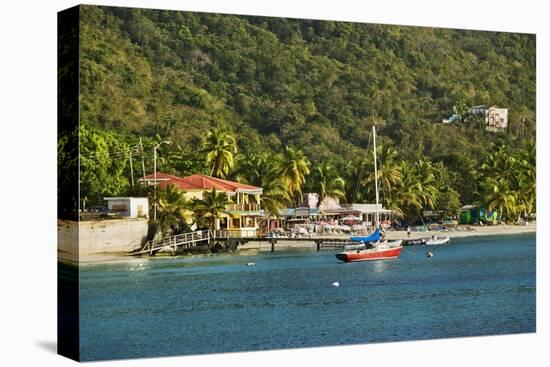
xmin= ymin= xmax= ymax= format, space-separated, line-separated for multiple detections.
xmin=459 ymin=205 xmax=499 ymax=224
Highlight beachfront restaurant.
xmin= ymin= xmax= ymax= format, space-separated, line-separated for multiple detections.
xmin=142 ymin=172 xmax=264 ymax=237
xmin=273 ymin=203 xmax=394 ymax=236
xmin=338 ymin=203 xmax=394 ymax=228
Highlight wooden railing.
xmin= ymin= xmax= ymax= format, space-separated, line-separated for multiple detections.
xmin=134 ymin=230 xmax=212 ymax=255
xmin=225 ymin=203 xmax=261 ymax=212
xmin=214 ymin=228 xmax=259 ymax=238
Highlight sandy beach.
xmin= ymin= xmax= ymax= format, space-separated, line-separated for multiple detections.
xmin=384 ymin=222 xmax=536 ymax=240
xmin=240 ymin=223 xmax=536 ymax=250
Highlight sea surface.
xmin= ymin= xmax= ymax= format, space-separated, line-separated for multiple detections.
xmin=73 ymin=233 xmax=536 ymax=361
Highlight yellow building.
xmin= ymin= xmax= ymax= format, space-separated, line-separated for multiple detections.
xmin=143 ymin=173 xmax=263 ymax=237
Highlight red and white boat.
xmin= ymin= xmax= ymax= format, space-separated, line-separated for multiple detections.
xmin=335 ymin=126 xmax=403 ymax=263
xmin=335 ymin=240 xmax=403 ymax=262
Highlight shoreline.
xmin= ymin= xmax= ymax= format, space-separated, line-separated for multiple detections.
xmin=62 ymin=223 xmax=536 ymax=265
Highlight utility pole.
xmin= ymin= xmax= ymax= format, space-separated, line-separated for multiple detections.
xmin=139 ymin=137 xmax=146 ymax=182
xmin=128 ymin=146 xmax=134 ymax=188
xmin=153 ymin=141 xmax=171 ymax=221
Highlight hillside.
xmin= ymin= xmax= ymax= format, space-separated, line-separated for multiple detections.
xmin=73 ymin=5 xmax=536 ymax=218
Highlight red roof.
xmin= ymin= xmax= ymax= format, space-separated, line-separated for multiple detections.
xmin=142 ymin=172 xmax=181 ymax=181
xmin=153 ymin=173 xmax=262 ymax=193
xmin=157 ymin=177 xmax=203 ymax=191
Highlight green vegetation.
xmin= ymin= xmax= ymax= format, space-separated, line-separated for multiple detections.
xmin=201 ymin=127 xmax=238 ymax=178
xmin=192 ymin=188 xmax=230 ymax=231
xmin=69 ymin=5 xmax=536 ymax=223
xmin=156 ymin=184 xmax=191 ymax=234
xmin=313 ymin=162 xmax=347 ymax=207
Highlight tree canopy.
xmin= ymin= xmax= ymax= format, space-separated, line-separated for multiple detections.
xmin=72 ymin=5 xmax=536 ymax=223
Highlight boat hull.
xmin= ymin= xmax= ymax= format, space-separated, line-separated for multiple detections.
xmin=425 ymin=237 xmax=451 ymax=246
xmin=335 ymin=246 xmax=402 ymax=262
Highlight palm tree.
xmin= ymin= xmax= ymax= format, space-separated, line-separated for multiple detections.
xmin=261 ymin=175 xmax=292 ymax=218
xmin=193 ymin=188 xmax=229 ymax=231
xmin=480 ymin=178 xmax=520 ymax=222
xmin=517 ymin=141 xmax=536 ymax=218
xmin=432 ymin=161 xmax=461 ymax=218
xmin=234 ymin=151 xmax=291 ymax=225
xmin=343 ymin=159 xmax=367 ymax=203
xmin=361 ymin=145 xmax=403 ymax=208
xmin=391 ymin=161 xmax=423 ymax=219
xmin=275 ymin=146 xmax=310 ymax=202
xmin=313 ymin=162 xmax=346 ymax=207
xmin=480 ymin=144 xmax=520 ymax=183
xmin=233 ymin=151 xmax=267 ymax=187
xmin=156 ymin=184 xmax=191 ymax=235
xmin=478 ymin=144 xmax=529 ymax=221
xmin=201 ymin=127 xmax=237 ymax=178
xmin=414 ymin=159 xmax=439 ymax=211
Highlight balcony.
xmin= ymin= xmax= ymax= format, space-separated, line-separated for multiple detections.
xmin=226 ymin=203 xmax=261 ymax=212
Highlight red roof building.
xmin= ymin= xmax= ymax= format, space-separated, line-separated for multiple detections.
xmin=141 ymin=173 xmax=263 ymax=237
xmin=142 ymin=173 xmax=262 ymax=194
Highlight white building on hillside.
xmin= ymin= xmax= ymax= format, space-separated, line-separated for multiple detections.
xmin=468 ymin=105 xmax=508 ymax=132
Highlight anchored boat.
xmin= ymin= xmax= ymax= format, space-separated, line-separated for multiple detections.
xmin=336 ymin=126 xmax=403 ymax=262
xmin=336 ymin=237 xmax=403 ymax=262
xmin=425 ymin=236 xmax=450 ymax=245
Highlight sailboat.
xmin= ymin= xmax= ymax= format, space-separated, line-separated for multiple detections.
xmin=335 ymin=126 xmax=403 ymax=262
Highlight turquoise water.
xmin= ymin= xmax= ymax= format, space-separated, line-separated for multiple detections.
xmin=76 ymin=233 xmax=536 ymax=361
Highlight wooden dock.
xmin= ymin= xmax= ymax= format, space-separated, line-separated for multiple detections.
xmin=132 ymin=230 xmax=374 ymax=256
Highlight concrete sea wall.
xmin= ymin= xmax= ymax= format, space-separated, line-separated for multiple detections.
xmin=58 ymin=218 xmax=149 ymax=260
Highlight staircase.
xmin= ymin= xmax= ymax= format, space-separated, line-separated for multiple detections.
xmin=132 ymin=230 xmax=213 ymax=255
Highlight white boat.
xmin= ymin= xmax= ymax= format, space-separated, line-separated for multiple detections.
xmin=425 ymin=236 xmax=450 ymax=245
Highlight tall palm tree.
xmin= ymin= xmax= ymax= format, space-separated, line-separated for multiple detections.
xmin=414 ymin=159 xmax=439 ymax=211
xmin=201 ymin=127 xmax=237 ymax=178
xmin=391 ymin=161 xmax=423 ymax=219
xmin=156 ymin=184 xmax=191 ymax=235
xmin=313 ymin=162 xmax=346 ymax=207
xmin=361 ymin=145 xmax=403 ymax=208
xmin=193 ymin=188 xmax=229 ymax=231
xmin=234 ymin=151 xmax=291 ymax=220
xmin=478 ymin=144 xmax=529 ymax=221
xmin=480 ymin=144 xmax=520 ymax=183
xmin=480 ymin=178 xmax=520 ymax=222
xmin=275 ymin=146 xmax=310 ymax=202
xmin=233 ymin=151 xmax=267 ymax=187
xmin=261 ymin=175 xmax=292 ymax=218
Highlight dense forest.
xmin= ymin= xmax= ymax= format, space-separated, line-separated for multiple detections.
xmin=67 ymin=5 xmax=536 ymax=223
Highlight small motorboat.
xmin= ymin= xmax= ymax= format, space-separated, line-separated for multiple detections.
xmin=425 ymin=236 xmax=450 ymax=245
xmin=426 ymin=251 xmax=433 ymax=257
xmin=402 ymin=238 xmax=427 ymax=246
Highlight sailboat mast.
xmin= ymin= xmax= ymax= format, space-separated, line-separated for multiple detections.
xmin=372 ymin=126 xmax=380 ymax=228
